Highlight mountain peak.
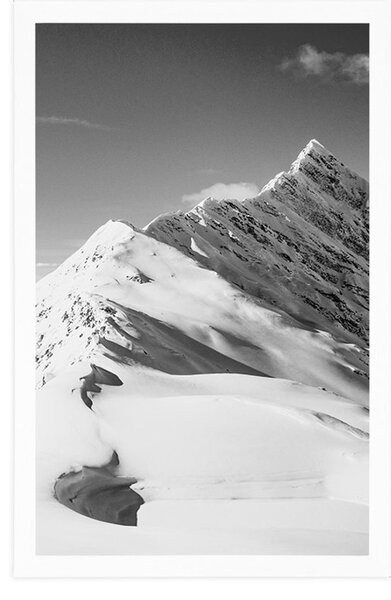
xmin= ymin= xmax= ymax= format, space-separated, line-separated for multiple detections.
xmin=291 ymin=139 xmax=331 ymax=171
xmin=88 ymin=219 xmax=135 ymax=245
xmin=194 ymin=196 xmax=216 ymax=209
xmin=191 ymin=141 xmax=334 ymax=208
xmin=257 ymin=140 xmax=333 ymax=196
xmin=305 ymin=138 xmax=327 ymax=153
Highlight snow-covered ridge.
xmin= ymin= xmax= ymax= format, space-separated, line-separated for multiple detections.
xmin=36 ymin=219 xmax=368 ymax=403
xmin=145 ymin=140 xmax=369 ymax=345
xmin=292 ymin=138 xmax=329 ymax=165
xmin=37 ymin=219 xmax=135 ymax=292
xmin=37 ymin=141 xmax=369 ymax=394
xmin=36 ymin=139 xmax=370 ymax=555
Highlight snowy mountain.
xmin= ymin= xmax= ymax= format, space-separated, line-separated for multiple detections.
xmin=145 ymin=140 xmax=369 ymax=344
xmin=36 ymin=140 xmax=370 ymax=555
xmin=36 ymin=141 xmax=369 ymax=397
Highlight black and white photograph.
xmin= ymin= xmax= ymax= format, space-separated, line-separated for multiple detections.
xmin=12 ymin=0 xmax=391 ymax=580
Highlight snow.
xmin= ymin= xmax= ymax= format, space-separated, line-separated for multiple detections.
xmin=190 ymin=237 xmax=208 ymax=257
xmin=260 ymin=171 xmax=285 ymax=193
xmin=143 ymin=141 xmax=369 ymax=366
xmin=35 ymin=140 xmax=369 ymax=557
xmin=36 ymin=360 xmax=368 ymax=555
xmin=36 ymin=221 xmax=368 ymax=403
xmin=227 ymin=230 xmax=240 ymax=242
xmin=305 ymin=138 xmax=327 ymax=154
xmin=37 ymin=498 xmax=368 ymax=556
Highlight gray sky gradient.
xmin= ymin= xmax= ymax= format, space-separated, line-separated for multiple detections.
xmin=36 ymin=24 xmax=369 ymax=279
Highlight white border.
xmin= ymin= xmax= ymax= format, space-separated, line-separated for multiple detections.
xmin=14 ymin=0 xmax=391 ymax=578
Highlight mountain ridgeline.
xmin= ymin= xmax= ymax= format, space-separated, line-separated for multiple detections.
xmin=36 ymin=140 xmax=369 ymax=403
xmin=145 ymin=140 xmax=369 ymax=343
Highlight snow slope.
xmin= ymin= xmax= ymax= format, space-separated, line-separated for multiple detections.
xmin=36 ymin=220 xmax=368 ymax=403
xmin=36 ymin=360 xmax=368 ymax=555
xmin=36 ymin=140 xmax=369 ymax=555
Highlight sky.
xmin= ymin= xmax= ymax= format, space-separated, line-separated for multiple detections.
xmin=36 ymin=23 xmax=369 ymax=279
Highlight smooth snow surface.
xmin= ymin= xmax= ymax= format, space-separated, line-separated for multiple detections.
xmin=36 ymin=360 xmax=368 ymax=555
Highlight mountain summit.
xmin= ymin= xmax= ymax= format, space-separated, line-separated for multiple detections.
xmin=36 ymin=140 xmax=369 ymax=402
xmin=145 ymin=141 xmax=369 ymax=343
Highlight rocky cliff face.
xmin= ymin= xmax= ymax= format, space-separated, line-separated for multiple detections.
xmin=145 ymin=140 xmax=369 ymax=345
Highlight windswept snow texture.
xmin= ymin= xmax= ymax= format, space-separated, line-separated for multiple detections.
xmin=37 ymin=362 xmax=368 ymax=555
xmin=36 ymin=140 xmax=369 ymax=555
xmin=36 ymin=220 xmax=367 ymax=403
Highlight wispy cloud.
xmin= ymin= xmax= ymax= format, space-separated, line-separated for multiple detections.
xmin=280 ymin=44 xmax=369 ymax=85
xmin=36 ymin=262 xmax=59 ymax=268
xmin=36 ymin=116 xmax=112 ymax=130
xmin=182 ymin=182 xmax=260 ymax=205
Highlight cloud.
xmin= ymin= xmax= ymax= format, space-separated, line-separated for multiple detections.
xmin=36 ymin=262 xmax=58 ymax=268
xmin=36 ymin=116 xmax=112 ymax=130
xmin=280 ymin=44 xmax=369 ymax=85
xmin=182 ymin=182 xmax=260 ymax=205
